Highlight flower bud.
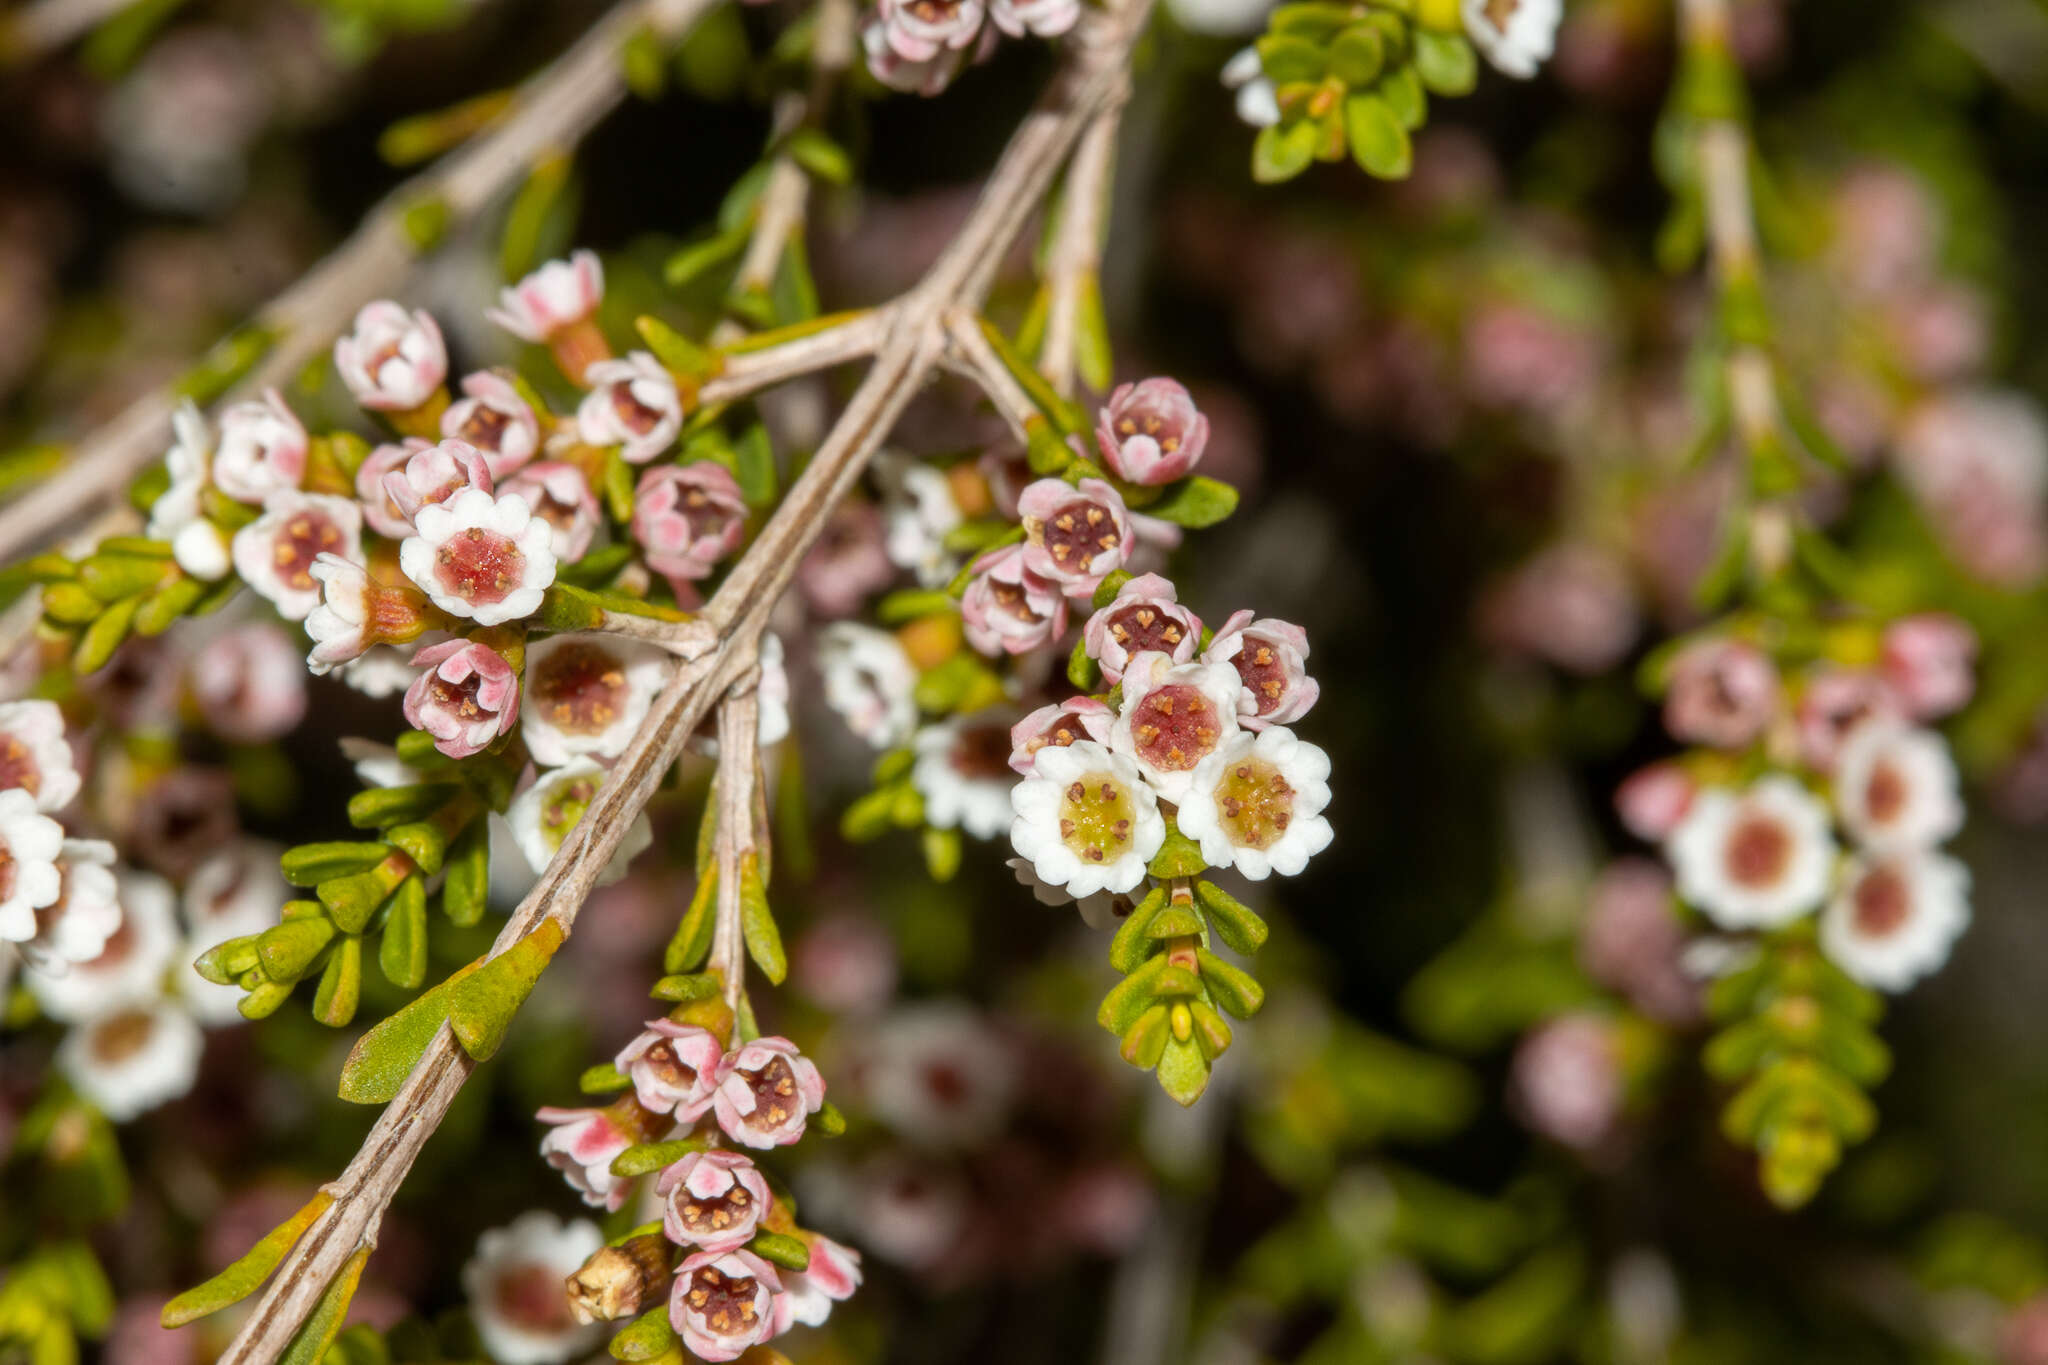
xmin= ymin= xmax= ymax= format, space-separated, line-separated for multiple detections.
xmin=334 ymin=301 xmax=447 ymax=413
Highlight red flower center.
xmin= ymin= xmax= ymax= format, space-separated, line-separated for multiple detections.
xmin=1864 ymin=758 xmax=1908 ymax=826
xmin=1129 ymin=684 xmax=1223 ymax=774
xmin=640 ymin=1040 xmax=698 ymax=1091
xmin=675 ymin=1178 xmax=755 ymax=1239
xmin=273 ymin=513 xmax=346 ymax=592
xmin=682 ymin=1264 xmax=762 ymax=1338
xmin=532 ymin=643 xmax=628 ymax=736
xmin=435 ymin=527 xmax=526 ymax=606
xmin=1038 ymin=498 xmax=1120 ymax=573
xmin=1230 ymin=635 xmax=1290 ymax=716
xmin=1852 ymin=865 xmax=1912 ymax=937
xmin=740 ymin=1055 xmax=802 ymax=1133
xmin=494 ymin=1263 xmax=573 ymax=1333
xmin=611 ymin=382 xmax=667 ymax=436
xmin=1021 ymin=710 xmax=1093 ymax=764
xmin=0 ymin=736 xmax=42 ymax=797
xmin=426 ymin=671 xmax=493 ymax=725
xmin=89 ymin=1008 xmax=155 ymax=1064
xmin=949 ymin=724 xmax=1015 ymax=780
xmin=1724 ymin=814 xmax=1792 ymax=889
xmin=1106 ymin=602 xmax=1187 ymax=657
xmin=458 ymin=404 xmax=512 ymax=453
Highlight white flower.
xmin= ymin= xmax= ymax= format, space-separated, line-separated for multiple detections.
xmin=1667 ymin=777 xmax=1837 ymax=930
xmin=1463 ymin=0 xmax=1561 ymax=80
xmin=0 ymin=788 xmax=65 ymax=946
xmin=229 ymin=491 xmax=364 ymax=621
xmin=56 ymin=1000 xmax=204 ymax=1121
xmin=16 ymin=840 xmax=121 ymax=975
xmin=210 ymin=388 xmax=307 ymax=504
xmin=1177 ymin=726 xmax=1333 ymax=880
xmin=1819 ymin=850 xmax=1971 ymax=993
xmin=521 ymin=633 xmax=668 ymax=766
xmin=912 ymin=716 xmax=1018 ymax=841
xmin=27 ymin=869 xmax=180 ymax=1021
xmin=333 ymin=301 xmax=447 ymax=412
xmin=1010 ymin=741 xmax=1165 ymax=898
xmin=1172 ymin=0 xmax=1272 ymax=36
xmin=146 ymin=402 xmax=232 ymax=582
xmin=0 ymin=699 xmax=81 ymax=813
xmin=506 ymin=759 xmax=652 ymax=887
xmin=340 ymin=645 xmax=422 ymax=699
xmin=1833 ymin=723 xmax=1963 ymax=852
xmin=1108 ymin=651 xmax=1245 ymax=804
xmin=577 ymin=352 xmax=682 ymax=464
xmin=821 ymin=624 xmax=919 ymax=749
xmin=180 ymin=841 xmax=287 ymax=1026
xmin=1007 ymin=857 xmax=1117 ymax=929
xmin=877 ymin=452 xmax=963 ymax=588
xmin=461 ymin=1211 xmax=606 ymax=1365
xmin=398 ymin=487 xmax=556 ymax=626
xmin=1221 ymin=46 xmax=1279 ymax=127
xmin=772 ymin=1234 xmax=862 ymax=1333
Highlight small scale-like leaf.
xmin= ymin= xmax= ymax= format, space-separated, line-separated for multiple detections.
xmin=1252 ymin=120 xmax=1318 ymax=185
xmin=650 ymin=972 xmax=719 ymax=1003
xmin=1108 ymin=886 xmax=1169 ymax=973
xmin=1142 ymin=476 xmax=1240 ymax=530
xmin=747 ymin=1232 xmax=811 ymax=1271
xmin=922 ymin=826 xmax=962 ymax=883
xmin=378 ymin=877 xmax=428 ymax=990
xmin=162 ymin=1192 xmax=334 ymax=1327
xmin=1413 ymin=30 xmax=1476 ymax=95
xmin=1120 ymin=1004 xmax=1171 ymax=1070
xmin=257 ymin=917 xmax=337 ymax=984
xmin=442 ymin=816 xmax=490 ymax=928
xmin=739 ymin=852 xmax=786 ymax=985
xmin=1146 ymin=820 xmax=1209 ymax=879
xmin=336 ymin=961 xmax=478 ymax=1104
xmin=312 ymin=936 xmax=363 ymax=1028
xmin=447 ymin=920 xmax=567 ymax=1061
xmin=665 ymin=870 xmax=719 ymax=973
xmin=610 ymin=1137 xmax=709 ymax=1178
xmin=580 ymin=1063 xmax=633 ymax=1094
xmin=1197 ymin=948 xmax=1266 ymax=1019
xmin=1194 ymin=881 xmax=1269 ymax=955
xmin=279 ymin=1247 xmax=370 ymax=1365
xmin=1098 ymin=954 xmax=1170 ymax=1036
xmin=1156 ymin=1036 xmax=1211 ymax=1107
xmin=1344 ymin=92 xmax=1412 ymax=179
xmin=609 ymin=1305 xmax=678 ymax=1362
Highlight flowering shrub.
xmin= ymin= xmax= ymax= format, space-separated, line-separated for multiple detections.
xmin=4 ymin=0 xmax=2048 ymax=1362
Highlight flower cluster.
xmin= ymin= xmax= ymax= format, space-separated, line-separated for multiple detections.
xmin=537 ymin=1020 xmax=854 ymax=1361
xmin=860 ymin=0 xmax=1080 ymax=96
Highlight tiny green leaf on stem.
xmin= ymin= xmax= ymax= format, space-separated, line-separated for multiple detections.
xmin=609 ymin=1137 xmax=709 ymax=1178
xmin=747 ymin=1232 xmax=811 ymax=1271
xmin=162 ymin=1192 xmax=334 ymax=1327
xmin=447 ymin=919 xmax=567 ymax=1060
xmin=665 ymin=869 xmax=718 ymax=974
xmin=378 ymin=876 xmax=429 ymax=990
xmin=739 ymin=851 xmax=786 ymax=985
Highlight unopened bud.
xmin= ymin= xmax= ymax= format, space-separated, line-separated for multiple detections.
xmin=566 ymin=1234 xmax=673 ymax=1324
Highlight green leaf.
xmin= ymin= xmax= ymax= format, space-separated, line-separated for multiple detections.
xmin=817 ymin=1100 xmax=847 ymax=1136
xmin=162 ymin=1193 xmax=334 ymax=1328
xmin=442 ymin=816 xmax=490 ymax=927
xmin=785 ymin=128 xmax=853 ymax=186
xmin=1252 ymin=120 xmax=1318 ymax=184
xmin=72 ymin=596 xmax=140 ymax=675
xmin=1197 ymin=948 xmax=1266 ymax=1019
xmin=603 ymin=449 xmax=636 ymax=524
xmin=1194 ymin=881 xmax=1269 ymax=955
xmin=337 ymin=966 xmax=474 ymax=1104
xmin=446 ymin=920 xmax=566 ymax=1060
xmin=347 ymin=782 xmax=459 ymax=830
xmin=650 ymin=972 xmax=720 ymax=1002
xmin=279 ymin=1248 xmax=370 ymax=1365
xmin=312 ymin=936 xmax=363 ymax=1028
xmin=1255 ymin=34 xmax=1325 ymax=83
xmin=1344 ymin=93 xmax=1412 ymax=179
xmin=580 ymin=1063 xmax=633 ymax=1094
xmin=1147 ymin=820 xmax=1209 ymax=879
xmin=500 ymin=155 xmax=576 ymax=284
xmin=1074 ymin=271 xmax=1114 ymax=394
xmin=922 ymin=826 xmax=962 ymax=883
xmin=1143 ymin=475 xmax=1240 ymax=529
xmin=282 ymin=842 xmax=389 ymax=888
xmin=378 ymin=876 xmax=429 ymax=990
xmin=732 ymin=423 xmax=777 ymax=507
xmin=610 ymin=1137 xmax=709 ymax=1178
xmin=664 ymin=225 xmax=750 ymax=288
xmin=1098 ymin=954 xmax=1171 ymax=1035
xmin=739 ymin=851 xmax=785 ymax=985
xmin=1147 ymin=904 xmax=1204 ymax=939
xmin=608 ymin=1305 xmax=677 ymax=1362
xmin=1067 ymin=634 xmax=1101 ymax=692
xmin=747 ymin=1232 xmax=811 ymax=1271
xmin=1379 ymin=62 xmax=1427 ymax=129
xmin=1108 ymin=886 xmax=1168 ymax=972
xmin=636 ymin=315 xmax=714 ymax=378
xmin=1119 ymin=1004 xmax=1170 ymax=1070
xmin=665 ymin=869 xmax=719 ymax=973
xmin=257 ymin=917 xmax=337 ymax=983
xmin=1412 ymin=30 xmax=1476 ymax=95
xmin=1156 ymin=1035 xmax=1211 ymax=1106
xmin=1328 ymin=25 xmax=1386 ymax=86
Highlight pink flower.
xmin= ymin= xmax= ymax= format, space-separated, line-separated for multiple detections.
xmin=1018 ymin=477 xmax=1132 ymax=595
xmin=771 ymin=1235 xmax=861 ymax=1332
xmin=1881 ymin=613 xmax=1976 ymax=720
xmin=1477 ymin=542 xmax=1640 ymax=676
xmin=304 ymin=555 xmax=433 ymax=674
xmin=1203 ymin=610 xmax=1317 ymax=729
xmin=1110 ymin=652 xmax=1246 ymax=802
xmin=441 ymin=371 xmax=542 ymax=479
xmin=397 ymin=487 xmax=557 ymax=627
xmin=1083 ymin=573 xmax=1201 ymax=683
xmin=615 ymin=1018 xmax=723 ymax=1121
xmin=383 ymin=439 xmax=494 ymax=531
xmin=229 ymin=491 xmax=364 ymax=621
xmin=1095 ymin=379 xmax=1209 ymax=485
xmin=668 ymin=1250 xmax=781 ymax=1361
xmin=536 ymin=1099 xmax=659 ymax=1212
xmin=402 ymin=638 xmax=519 ymax=758
xmin=356 ymin=439 xmax=432 ymax=539
xmin=961 ymin=543 xmax=1068 ymax=656
xmin=501 ymin=462 xmax=603 ymax=563
xmin=579 ymin=352 xmax=682 ymax=464
xmin=989 ymin=0 xmax=1076 ymax=36
xmin=1510 ymin=1014 xmax=1621 ymax=1152
xmin=798 ymin=500 xmax=895 ymax=618
xmin=1661 ymin=638 xmax=1778 ymax=749
xmin=633 ymin=462 xmax=747 ymax=581
xmin=0 ymin=699 xmax=81 ymax=814
xmin=1794 ymin=667 xmax=1905 ymax=771
xmin=711 ymin=1036 xmax=826 ymax=1149
xmin=488 ymin=250 xmax=604 ymax=343
xmin=1614 ymin=761 xmax=1695 ymax=843
xmin=1580 ymin=859 xmax=1699 ymax=1025
xmin=210 ymin=388 xmax=307 ymax=503
xmin=659 ymin=1150 xmax=771 ymax=1253
xmin=189 ymin=623 xmax=307 ymax=744
xmin=1008 ymin=697 xmax=1113 ymax=776
xmin=860 ymin=19 xmax=968 ymax=94
xmin=874 ymin=0 xmax=985 ymax=62
xmin=334 ymin=301 xmax=447 ymax=412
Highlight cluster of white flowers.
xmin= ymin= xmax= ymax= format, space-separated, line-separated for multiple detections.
xmin=1666 ymin=720 xmax=1970 ymax=992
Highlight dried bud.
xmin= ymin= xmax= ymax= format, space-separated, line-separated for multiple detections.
xmin=566 ymin=1234 xmax=674 ymax=1324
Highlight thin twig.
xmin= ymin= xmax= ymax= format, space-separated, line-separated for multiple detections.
xmin=708 ymin=669 xmax=763 ymax=1016
xmin=0 ymin=0 xmax=717 ymax=565
xmin=211 ymin=5 xmax=1152 ymax=1356
xmin=1039 ymin=107 xmax=1120 ymax=397
xmin=941 ymin=309 xmax=1039 ymax=444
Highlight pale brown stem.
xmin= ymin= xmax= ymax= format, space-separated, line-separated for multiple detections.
xmin=708 ymin=672 xmax=763 ymax=1015
xmin=942 ymin=309 xmax=1040 ymax=444
xmin=0 ymin=0 xmax=716 ymax=565
xmin=211 ymin=3 xmax=1153 ymax=1356
xmin=1039 ymin=108 xmax=1120 ymax=397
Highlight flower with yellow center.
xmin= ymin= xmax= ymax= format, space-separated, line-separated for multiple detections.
xmin=1010 ymin=740 xmax=1165 ymax=898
